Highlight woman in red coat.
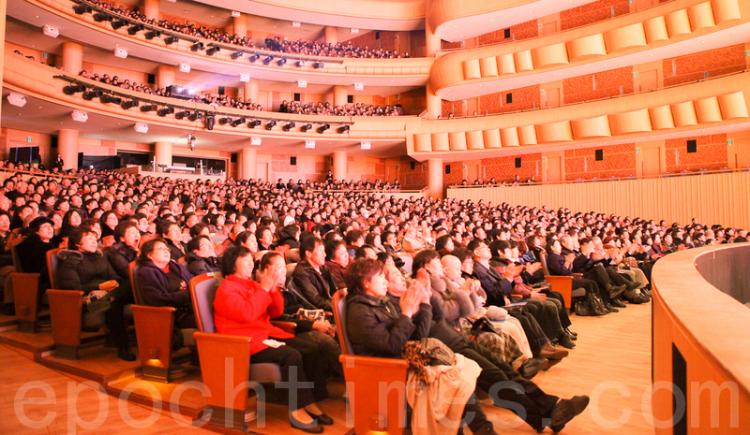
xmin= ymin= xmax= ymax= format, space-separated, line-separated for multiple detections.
xmin=213 ymin=246 xmax=331 ymax=433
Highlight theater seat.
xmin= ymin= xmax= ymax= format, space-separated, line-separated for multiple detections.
xmin=190 ymin=273 xmax=282 ymax=431
xmin=332 ymin=290 xmax=408 ymax=434
xmin=539 ymin=251 xmax=585 ymax=309
xmin=11 ymin=272 xmax=40 ymax=332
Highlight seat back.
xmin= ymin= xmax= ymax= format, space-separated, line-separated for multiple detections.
xmin=129 ymin=261 xmax=143 ymax=305
xmin=286 ymin=262 xmax=297 ymax=282
xmin=284 ymin=248 xmax=300 ymax=263
xmin=331 ymin=289 xmax=353 ymax=355
xmin=10 ymin=241 xmax=22 ymax=272
xmin=138 ymin=233 xmax=158 ymax=249
xmin=190 ymin=273 xmax=221 ymax=333
xmin=539 ymin=250 xmax=551 ymax=276
xmin=46 ymin=248 xmax=62 ymax=289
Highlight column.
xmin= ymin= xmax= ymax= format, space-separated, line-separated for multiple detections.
xmin=0 ymin=0 xmax=7 ymax=122
xmin=425 ymin=84 xmax=441 ymax=118
xmin=154 ymin=141 xmax=173 ymax=167
xmin=324 ymin=26 xmax=338 ymax=45
xmin=333 ymin=85 xmax=348 ymax=107
xmin=60 ymin=42 xmax=83 ymax=75
xmin=233 ymin=14 xmax=247 ymax=37
xmin=58 ymin=129 xmax=79 ymax=171
xmin=243 ymin=79 xmax=259 ymax=102
xmin=156 ymin=65 xmax=175 ymax=89
xmin=332 ymin=150 xmax=347 ymax=181
xmin=239 ymin=147 xmax=257 ymax=180
xmin=424 ymin=2 xmax=441 ymax=57
xmin=142 ymin=0 xmax=159 ymax=20
xmin=427 ymin=158 xmax=444 ymax=199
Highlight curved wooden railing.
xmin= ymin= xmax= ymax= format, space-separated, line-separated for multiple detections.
xmin=429 ymin=0 xmax=750 ymax=100
xmin=652 ymin=244 xmax=750 ymax=434
xmin=10 ymin=0 xmax=432 ymax=83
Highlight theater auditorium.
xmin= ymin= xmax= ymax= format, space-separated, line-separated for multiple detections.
xmin=0 ymin=0 xmax=748 ymax=433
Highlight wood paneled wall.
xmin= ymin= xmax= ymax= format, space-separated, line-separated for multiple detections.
xmin=447 ymin=170 xmax=750 ymax=228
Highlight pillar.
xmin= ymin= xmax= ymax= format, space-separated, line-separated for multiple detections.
xmin=154 ymin=141 xmax=173 ymax=167
xmin=60 ymin=42 xmax=83 ymax=75
xmin=324 ymin=26 xmax=338 ymax=45
xmin=243 ymin=79 xmax=259 ymax=102
xmin=233 ymin=14 xmax=247 ymax=37
xmin=424 ymin=2 xmax=441 ymax=57
xmin=333 ymin=85 xmax=348 ymax=107
xmin=0 ymin=0 xmax=7 ymax=122
xmin=58 ymin=129 xmax=79 ymax=171
xmin=332 ymin=150 xmax=347 ymax=181
xmin=426 ymin=84 xmax=441 ymax=118
xmin=156 ymin=65 xmax=175 ymax=89
xmin=239 ymin=147 xmax=257 ymax=180
xmin=427 ymin=158 xmax=444 ymax=199
xmin=142 ymin=0 xmax=159 ymax=20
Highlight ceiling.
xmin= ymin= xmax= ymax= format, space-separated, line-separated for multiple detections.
xmin=1 ymin=91 xmax=408 ymax=157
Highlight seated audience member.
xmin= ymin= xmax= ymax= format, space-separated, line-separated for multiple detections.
xmin=57 ymin=228 xmax=134 ymax=360
xmin=136 ymin=239 xmax=196 ymax=329
xmin=159 ymin=221 xmax=186 ymax=262
xmin=105 ymin=221 xmax=141 ymax=282
xmin=213 ymin=247 xmax=333 ymax=432
xmin=324 ymin=239 xmax=349 ymax=290
xmin=256 ymin=225 xmax=275 ymax=252
xmin=15 ymin=216 xmax=59 ymax=273
xmin=292 ymin=236 xmax=336 ymax=311
xmin=185 ymin=235 xmax=221 ymax=276
xmin=546 ymin=239 xmax=611 ymax=316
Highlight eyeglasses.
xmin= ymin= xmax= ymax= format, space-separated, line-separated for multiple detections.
xmin=154 ymin=246 xmax=171 ymax=252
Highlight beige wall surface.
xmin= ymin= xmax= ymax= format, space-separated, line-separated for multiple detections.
xmin=448 ymin=170 xmax=750 ymax=228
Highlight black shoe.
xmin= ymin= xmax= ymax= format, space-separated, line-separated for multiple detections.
xmin=564 ymin=328 xmax=578 ymax=338
xmin=472 ymin=422 xmax=498 ymax=435
xmin=607 ymin=284 xmax=627 ymax=299
xmin=558 ymin=334 xmax=576 ymax=349
xmin=305 ymin=409 xmax=333 ymax=426
xmin=290 ymin=413 xmax=323 ymax=433
xmin=520 ymin=358 xmax=543 ymax=379
xmin=117 ymin=348 xmax=136 ymax=362
xmin=605 ymin=304 xmax=619 ymax=313
xmin=550 ymin=396 xmax=590 ymax=432
xmin=610 ymin=299 xmax=626 ymax=308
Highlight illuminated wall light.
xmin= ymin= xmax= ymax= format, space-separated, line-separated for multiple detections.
xmin=179 ymin=63 xmax=191 ymax=73
xmin=297 ymin=80 xmax=308 ymax=88
xmin=251 ymin=136 xmax=262 ymax=146
xmin=305 ymin=139 xmax=316 ymax=149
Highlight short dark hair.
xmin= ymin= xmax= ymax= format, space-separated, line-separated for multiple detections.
xmin=412 ymin=249 xmax=439 ymax=278
xmin=345 ymin=259 xmax=384 ymax=296
xmin=325 ymin=239 xmax=346 ymax=261
xmin=257 ymin=251 xmax=283 ymax=272
xmin=68 ymin=227 xmax=94 ymax=250
xmin=138 ymin=238 xmax=168 ymax=264
xmin=221 ymin=245 xmax=253 ymax=276
xmin=355 ymin=245 xmax=376 ymax=260
xmin=114 ymin=220 xmax=138 ymax=242
xmin=300 ymin=236 xmax=323 ymax=261
xmin=187 ymin=235 xmax=210 ymax=253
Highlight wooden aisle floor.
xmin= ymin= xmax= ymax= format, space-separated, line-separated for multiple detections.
xmin=0 ymin=303 xmax=655 ymax=434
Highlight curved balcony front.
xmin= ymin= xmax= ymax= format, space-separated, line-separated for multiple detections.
xmin=2 ymin=52 xmax=411 ymax=153
xmin=407 ymin=71 xmax=750 ymax=160
xmin=193 ymin=0 xmax=426 ymax=32
xmin=430 ymin=0 xmax=750 ymax=100
xmin=9 ymin=0 xmax=432 ymax=86
xmin=428 ymin=0 xmax=595 ymax=42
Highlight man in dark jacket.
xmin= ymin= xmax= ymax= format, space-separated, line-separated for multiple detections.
xmin=185 ymin=235 xmax=221 ymax=277
xmin=57 ymin=228 xmax=133 ymax=361
xmin=291 ymin=237 xmax=336 ymax=311
xmin=548 ymin=239 xmax=618 ymax=312
xmin=105 ymin=221 xmax=140 ymax=282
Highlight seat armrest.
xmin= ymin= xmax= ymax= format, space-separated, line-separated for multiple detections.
xmin=194 ymin=332 xmax=252 ymax=412
xmin=271 ymin=320 xmax=297 ymax=333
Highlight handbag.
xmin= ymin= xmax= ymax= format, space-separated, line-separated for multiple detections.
xmin=85 ymin=293 xmax=112 ymax=315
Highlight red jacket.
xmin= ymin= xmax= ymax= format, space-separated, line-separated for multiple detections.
xmin=213 ymin=274 xmax=293 ymax=354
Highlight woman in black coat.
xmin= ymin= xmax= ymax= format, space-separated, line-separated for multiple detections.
xmin=136 ymin=238 xmax=196 ymax=329
xmin=184 ymin=235 xmax=221 ymax=277
xmin=57 ymin=227 xmax=133 ymax=360
xmin=105 ymin=221 xmax=141 ymax=282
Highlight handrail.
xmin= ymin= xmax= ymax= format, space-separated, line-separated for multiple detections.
xmin=446 ymin=167 xmax=750 ymax=189
xmin=0 ymin=167 xmax=78 ymax=180
xmin=652 ymin=244 xmax=750 ymax=415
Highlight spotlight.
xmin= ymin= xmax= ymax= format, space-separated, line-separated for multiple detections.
xmin=63 ymin=84 xmax=85 ymax=95
xmin=140 ymin=104 xmax=156 ymax=112
xmin=231 ymin=51 xmax=244 ymax=59
xmin=313 ymin=62 xmax=324 ymax=69
xmin=164 ymin=35 xmax=179 ymax=45
xmin=337 ymin=125 xmax=350 ymax=134
xmin=157 ymin=107 xmax=174 ymax=117
xmin=106 ymin=95 xmax=122 ymax=105
xmin=276 ymin=57 xmax=287 ymax=66
xmin=247 ymin=119 xmax=261 ymax=128
xmin=145 ymin=30 xmax=160 ymax=40
xmin=82 ymin=90 xmax=98 ymax=100
xmin=218 ymin=117 xmax=230 ymax=125
xmin=127 ymin=24 xmax=144 ymax=35
xmin=112 ymin=19 xmax=128 ymax=30
xmin=190 ymin=42 xmax=204 ymax=51
xmin=282 ymin=121 xmax=295 ymax=131
xmin=7 ymin=92 xmax=27 ymax=108
xmin=121 ymin=99 xmax=139 ymax=110
xmin=205 ymin=114 xmax=215 ymax=130
xmin=73 ymin=5 xmax=90 ymax=14
xmin=300 ymin=123 xmax=312 ymax=132
xmin=93 ymin=13 xmax=110 ymax=22
xmin=231 ymin=118 xmax=246 ymax=127
xmin=296 ymin=60 xmax=305 ymax=67
xmin=263 ymin=56 xmax=273 ymax=65
xmin=175 ymin=110 xmax=191 ymax=119
xmin=265 ymin=120 xmax=277 ymax=130
xmin=206 ymin=45 xmax=220 ymax=56
xmin=248 ymin=53 xmax=260 ymax=62
xmin=188 ymin=111 xmax=201 ymax=121
xmin=317 ymin=123 xmax=330 ymax=133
